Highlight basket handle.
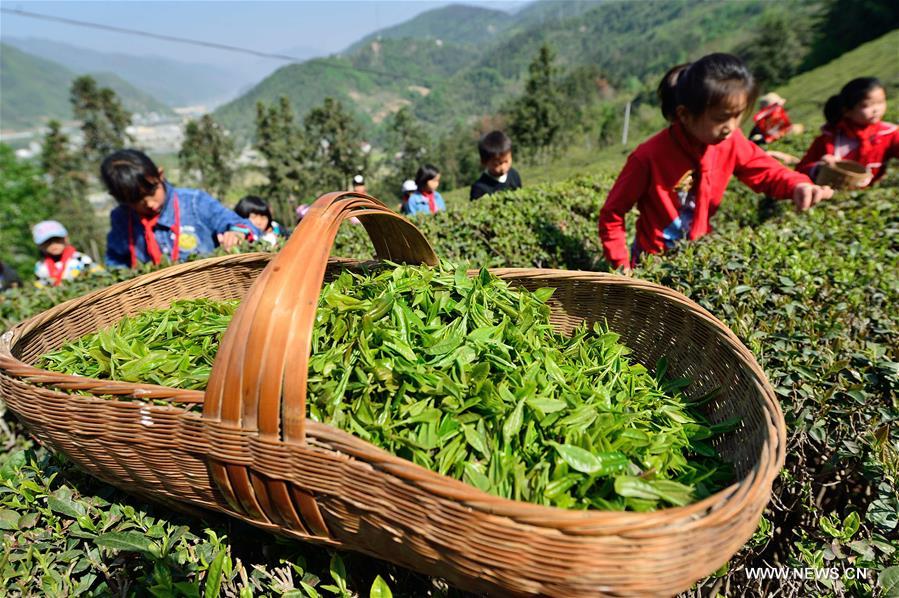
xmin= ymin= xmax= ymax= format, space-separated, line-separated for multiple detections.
xmin=203 ymin=192 xmax=438 ymax=442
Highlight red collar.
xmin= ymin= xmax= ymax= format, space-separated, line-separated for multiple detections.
xmin=128 ymin=191 xmax=181 ymax=267
xmin=44 ymin=245 xmax=77 ymax=286
xmin=669 ymin=122 xmax=708 ymax=167
xmin=836 ymin=119 xmax=880 ymax=139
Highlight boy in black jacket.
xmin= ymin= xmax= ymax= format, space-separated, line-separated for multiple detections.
xmin=470 ymin=130 xmax=523 ymax=200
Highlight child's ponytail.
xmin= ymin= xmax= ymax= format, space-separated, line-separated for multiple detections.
xmin=823 ymin=95 xmax=843 ymax=127
xmin=658 ymin=63 xmax=691 ymax=121
xmin=656 ymin=53 xmax=757 ymax=123
xmin=823 ymin=77 xmax=884 ymax=126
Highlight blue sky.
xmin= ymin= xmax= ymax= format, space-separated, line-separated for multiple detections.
xmin=1 ymin=1 xmax=529 ymax=67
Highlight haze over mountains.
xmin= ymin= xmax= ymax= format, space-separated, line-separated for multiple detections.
xmin=2 ymin=1 xmax=607 ymax=132
xmin=0 ymin=34 xmax=322 ymax=131
xmin=3 ymin=0 xmax=877 ymax=140
xmin=1 ymin=43 xmax=173 ymax=131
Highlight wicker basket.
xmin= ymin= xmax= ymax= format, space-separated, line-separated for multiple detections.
xmin=815 ymin=159 xmax=871 ymax=189
xmin=0 ymin=193 xmax=785 ymax=597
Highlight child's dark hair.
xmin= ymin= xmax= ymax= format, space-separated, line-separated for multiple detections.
xmin=100 ymin=149 xmax=162 ymax=205
xmin=657 ymin=53 xmax=758 ymax=122
xmin=234 ymin=195 xmax=273 ymax=228
xmin=478 ymin=130 xmax=513 ymax=162
xmin=414 ymin=164 xmax=440 ymax=191
xmin=823 ymin=77 xmax=884 ymax=126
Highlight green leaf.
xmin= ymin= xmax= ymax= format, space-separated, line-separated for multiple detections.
xmin=174 ymin=581 xmax=202 ymax=598
xmin=841 ymin=511 xmax=860 ymax=540
xmin=525 ymin=397 xmax=567 ymax=414
xmin=463 ymin=463 xmax=492 ymax=493
xmin=552 ymin=443 xmax=627 ymax=476
xmin=502 ymin=399 xmax=525 ymax=443
xmin=879 ymin=566 xmax=899 ymax=597
xmin=867 ymin=497 xmax=899 ymax=530
xmin=533 ymin=287 xmax=555 ymax=302
xmin=0 ymin=509 xmax=19 ymax=530
xmin=204 ymin=549 xmax=226 ymax=598
xmin=0 ymin=449 xmax=27 ymax=481
xmin=329 ymin=553 xmax=348 ymax=594
xmin=48 ymin=487 xmax=87 ymax=519
xmin=462 ymin=424 xmax=490 ymax=457
xmin=819 ymin=515 xmax=841 ymax=538
xmin=94 ymin=531 xmax=155 ymax=555
xmin=613 ymin=477 xmax=693 ymax=506
xmin=369 ymin=575 xmax=393 ymax=598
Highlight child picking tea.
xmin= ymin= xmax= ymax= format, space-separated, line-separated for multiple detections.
xmin=599 ymin=53 xmax=832 ymax=271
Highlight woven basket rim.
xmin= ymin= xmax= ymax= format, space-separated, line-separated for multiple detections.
xmin=824 ymin=159 xmax=867 ymax=175
xmin=0 ymin=253 xmax=786 ymax=528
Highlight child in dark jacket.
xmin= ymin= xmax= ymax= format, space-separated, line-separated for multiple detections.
xmin=599 ymin=53 xmax=833 ymax=272
xmin=101 ymin=149 xmax=258 ymax=268
xmin=470 ymin=130 xmax=523 ymax=200
xmin=797 ymin=77 xmax=898 ymax=188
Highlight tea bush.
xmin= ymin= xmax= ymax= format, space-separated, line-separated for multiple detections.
xmin=2 ymin=139 xmax=897 ymax=595
xmin=331 ymin=175 xmax=614 ymax=271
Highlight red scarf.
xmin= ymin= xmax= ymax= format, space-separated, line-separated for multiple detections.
xmin=128 ymin=192 xmax=180 ymax=268
xmin=668 ymin=123 xmax=712 ymax=240
xmin=836 ymin=119 xmax=880 ymax=162
xmin=421 ymin=190 xmax=438 ymax=214
xmin=44 ymin=245 xmax=77 ymax=287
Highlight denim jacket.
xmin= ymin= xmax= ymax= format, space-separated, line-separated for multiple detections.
xmin=404 ymin=190 xmax=446 ymax=216
xmin=105 ymin=183 xmax=259 ymax=268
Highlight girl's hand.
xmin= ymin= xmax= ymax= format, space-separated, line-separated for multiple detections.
xmin=217 ymin=231 xmax=245 ymax=250
xmin=792 ymin=183 xmax=833 ymax=212
xmin=822 ymin=154 xmax=839 ymax=166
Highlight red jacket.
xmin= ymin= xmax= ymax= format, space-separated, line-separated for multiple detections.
xmin=599 ymin=124 xmax=812 ymax=269
xmin=797 ymin=120 xmax=899 ymax=187
xmin=752 ymin=104 xmax=792 ymax=143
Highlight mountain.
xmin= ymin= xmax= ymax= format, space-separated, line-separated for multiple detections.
xmin=214 ymin=36 xmax=480 ymax=138
xmin=510 ymin=0 xmax=605 ymax=30
xmin=214 ymin=0 xmax=776 ymax=138
xmin=409 ymin=0 xmax=769 ymax=127
xmin=345 ymin=4 xmax=513 ymax=53
xmin=0 ymin=44 xmax=172 ymax=131
xmin=4 ymin=37 xmax=243 ymax=107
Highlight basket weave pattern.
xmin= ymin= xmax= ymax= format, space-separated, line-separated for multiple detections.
xmin=0 ymin=193 xmax=785 ymax=596
xmin=815 ymin=159 xmax=870 ymax=189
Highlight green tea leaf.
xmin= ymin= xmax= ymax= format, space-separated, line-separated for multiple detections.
xmin=94 ymin=532 xmax=155 ymax=555
xmin=370 ymin=575 xmax=393 ymax=598
xmin=204 ymin=549 xmax=226 ymax=598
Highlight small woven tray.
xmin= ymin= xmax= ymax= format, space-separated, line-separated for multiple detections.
xmin=816 ymin=159 xmax=870 ymax=189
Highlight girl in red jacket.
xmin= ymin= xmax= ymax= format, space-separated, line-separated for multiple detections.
xmin=599 ymin=53 xmax=833 ymax=272
xmin=797 ymin=77 xmax=898 ymax=187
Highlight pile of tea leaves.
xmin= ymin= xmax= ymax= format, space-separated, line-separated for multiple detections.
xmin=39 ymin=263 xmax=733 ymax=511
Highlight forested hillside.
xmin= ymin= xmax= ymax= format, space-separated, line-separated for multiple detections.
xmin=215 ymin=0 xmax=787 ymax=138
xmin=0 ymin=44 xmax=172 ymax=130
xmin=344 ymin=4 xmax=512 ymax=52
